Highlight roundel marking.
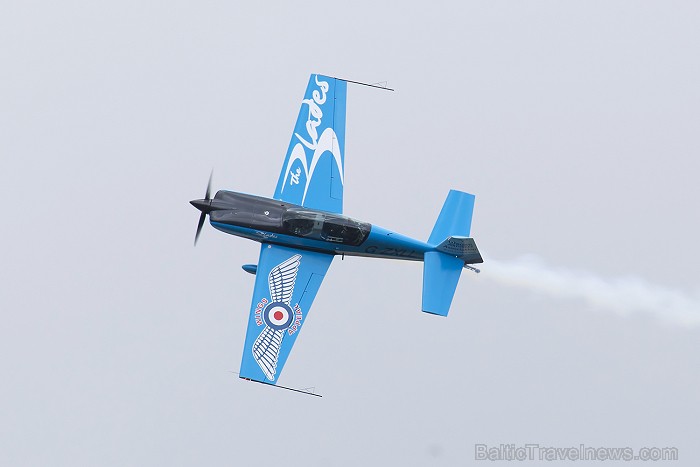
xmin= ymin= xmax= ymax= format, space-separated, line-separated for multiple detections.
xmin=263 ymin=301 xmax=294 ymax=330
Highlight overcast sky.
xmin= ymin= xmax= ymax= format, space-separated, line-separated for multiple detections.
xmin=1 ymin=1 xmax=699 ymax=466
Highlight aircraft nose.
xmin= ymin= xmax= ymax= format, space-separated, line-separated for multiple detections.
xmin=190 ymin=198 xmax=212 ymax=213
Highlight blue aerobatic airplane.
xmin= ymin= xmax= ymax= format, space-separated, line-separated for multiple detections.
xmin=191 ymin=74 xmax=483 ymax=393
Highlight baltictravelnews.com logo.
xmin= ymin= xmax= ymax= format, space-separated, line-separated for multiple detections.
xmin=475 ymin=444 xmax=678 ymax=462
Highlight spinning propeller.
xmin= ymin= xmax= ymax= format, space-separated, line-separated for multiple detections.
xmin=191 ymin=171 xmax=213 ymax=246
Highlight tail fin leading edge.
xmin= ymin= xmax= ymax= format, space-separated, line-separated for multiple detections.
xmin=422 ymin=190 xmax=480 ymax=316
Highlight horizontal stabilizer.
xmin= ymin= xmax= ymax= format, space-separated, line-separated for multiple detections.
xmin=422 ymin=251 xmax=463 ymax=316
xmin=428 ymin=190 xmax=475 ymax=245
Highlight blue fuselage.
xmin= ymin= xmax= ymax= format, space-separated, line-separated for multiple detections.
xmin=206 ymin=190 xmax=432 ymax=261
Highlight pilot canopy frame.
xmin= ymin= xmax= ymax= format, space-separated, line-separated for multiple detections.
xmin=208 ymin=191 xmax=370 ymax=246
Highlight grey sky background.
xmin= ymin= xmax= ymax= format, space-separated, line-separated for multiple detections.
xmin=1 ymin=1 xmax=699 ymax=466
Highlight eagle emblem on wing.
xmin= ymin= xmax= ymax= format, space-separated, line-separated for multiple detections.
xmin=251 ymin=254 xmax=302 ymax=381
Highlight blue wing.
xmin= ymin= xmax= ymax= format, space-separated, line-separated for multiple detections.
xmin=239 ymin=243 xmax=334 ymax=383
xmin=273 ymin=74 xmax=347 ymax=214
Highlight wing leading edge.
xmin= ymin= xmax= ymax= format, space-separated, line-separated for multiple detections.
xmin=273 ymin=74 xmax=347 ymax=214
xmin=239 ymin=243 xmax=334 ymax=384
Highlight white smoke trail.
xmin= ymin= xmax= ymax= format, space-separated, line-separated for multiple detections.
xmin=482 ymin=255 xmax=700 ymax=327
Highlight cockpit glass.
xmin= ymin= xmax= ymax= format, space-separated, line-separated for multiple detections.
xmin=282 ymin=209 xmax=370 ymax=246
xmin=209 ymin=194 xmax=371 ymax=247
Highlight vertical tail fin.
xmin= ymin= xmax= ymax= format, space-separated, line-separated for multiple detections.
xmin=422 ymin=190 xmax=479 ymax=316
